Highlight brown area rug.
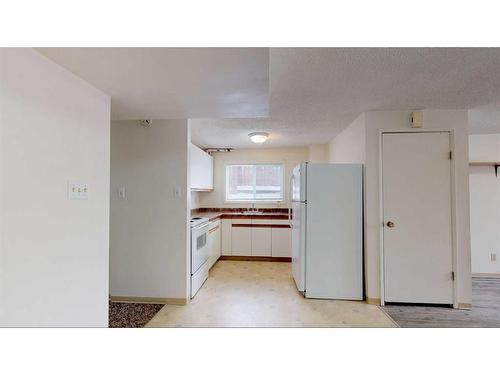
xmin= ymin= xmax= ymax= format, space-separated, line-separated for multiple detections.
xmin=109 ymin=301 xmax=164 ymax=328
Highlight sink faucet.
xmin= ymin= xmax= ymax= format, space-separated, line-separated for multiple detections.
xmin=247 ymin=203 xmax=259 ymax=213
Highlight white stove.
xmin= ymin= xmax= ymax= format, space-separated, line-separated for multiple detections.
xmin=190 ymin=216 xmax=210 ymax=298
xmin=190 ymin=216 xmax=209 ymax=227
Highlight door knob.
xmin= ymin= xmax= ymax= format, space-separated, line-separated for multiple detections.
xmin=386 ymin=221 xmax=395 ymax=228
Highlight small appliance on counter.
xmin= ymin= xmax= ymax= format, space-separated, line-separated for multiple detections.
xmin=190 ymin=216 xmax=210 ymax=298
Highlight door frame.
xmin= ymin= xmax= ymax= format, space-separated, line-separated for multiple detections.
xmin=378 ymin=130 xmax=458 ymax=308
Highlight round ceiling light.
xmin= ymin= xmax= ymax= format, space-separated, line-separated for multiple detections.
xmin=248 ymin=132 xmax=269 ymax=144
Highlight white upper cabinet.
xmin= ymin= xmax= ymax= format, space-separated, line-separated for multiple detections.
xmin=190 ymin=144 xmax=213 ymax=191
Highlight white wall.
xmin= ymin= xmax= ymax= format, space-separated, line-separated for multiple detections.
xmin=308 ymin=144 xmax=328 ymax=162
xmin=190 ymin=191 xmax=201 ymax=210
xmin=469 ymin=134 xmax=500 ymax=161
xmin=110 ymin=119 xmax=190 ymax=300
xmin=328 ymin=113 xmax=366 ymax=163
xmin=0 ymin=49 xmax=110 ymax=326
xmin=327 ymin=110 xmax=471 ymax=306
xmin=327 ymin=113 xmax=367 ymax=301
xmin=469 ymin=134 xmax=500 ymax=275
xmin=198 ymin=147 xmax=309 ymax=208
xmin=363 ymin=110 xmax=471 ymax=306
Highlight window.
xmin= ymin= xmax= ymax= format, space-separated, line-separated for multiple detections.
xmin=225 ymin=164 xmax=283 ymax=202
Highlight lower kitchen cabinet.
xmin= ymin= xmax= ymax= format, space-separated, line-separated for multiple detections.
xmin=216 ymin=218 xmax=291 ymax=258
xmin=221 ymin=219 xmax=232 ymax=255
xmin=251 ymin=227 xmax=272 ymax=256
xmin=208 ymin=220 xmax=221 ymax=268
xmin=271 ymin=227 xmax=292 ymax=257
xmin=231 ymin=226 xmax=252 ymax=256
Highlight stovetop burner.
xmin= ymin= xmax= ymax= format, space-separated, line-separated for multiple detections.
xmin=190 ymin=216 xmax=209 ymax=227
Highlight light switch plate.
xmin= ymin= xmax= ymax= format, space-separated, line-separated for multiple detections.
xmin=68 ymin=181 xmax=89 ymax=200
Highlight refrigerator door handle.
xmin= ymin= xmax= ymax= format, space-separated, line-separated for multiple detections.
xmin=288 ymin=173 xmax=294 ymax=228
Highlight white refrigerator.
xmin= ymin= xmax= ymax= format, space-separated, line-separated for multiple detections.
xmin=291 ymin=162 xmax=363 ymax=300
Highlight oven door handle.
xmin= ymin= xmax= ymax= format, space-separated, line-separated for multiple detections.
xmin=195 ymin=223 xmax=209 ymax=231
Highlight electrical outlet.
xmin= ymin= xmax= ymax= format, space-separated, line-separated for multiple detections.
xmin=68 ymin=181 xmax=89 ymax=200
xmin=491 ymin=253 xmax=497 ymax=262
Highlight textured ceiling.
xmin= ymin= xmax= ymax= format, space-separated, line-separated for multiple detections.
xmin=194 ymin=48 xmax=500 ymax=148
xmin=189 ymin=116 xmax=359 ymax=149
xmin=37 ymin=48 xmax=269 ymax=120
xmin=270 ymin=48 xmax=500 ymax=117
xmin=38 ymin=47 xmax=500 ymax=147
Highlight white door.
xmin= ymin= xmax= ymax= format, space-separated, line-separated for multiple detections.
xmin=382 ymin=132 xmax=454 ymax=304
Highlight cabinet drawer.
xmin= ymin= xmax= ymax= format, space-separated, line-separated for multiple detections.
xmin=231 ymin=219 xmax=252 ymax=225
xmin=250 ymin=219 xmax=290 ymax=226
xmin=209 ymin=219 xmax=220 ymax=232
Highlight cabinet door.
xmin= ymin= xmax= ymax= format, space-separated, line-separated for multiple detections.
xmin=221 ymin=219 xmax=232 ymax=255
xmin=231 ymin=227 xmax=252 ymax=256
xmin=207 ymin=227 xmax=220 ymax=268
xmin=190 ymin=144 xmax=213 ymax=190
xmin=207 ymin=230 xmax=216 ymax=268
xmin=272 ymin=228 xmax=292 ymax=257
xmin=212 ymin=225 xmax=221 ymax=260
xmin=251 ymin=227 xmax=272 ymax=256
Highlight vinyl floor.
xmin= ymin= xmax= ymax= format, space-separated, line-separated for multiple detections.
xmin=146 ymin=260 xmax=396 ymax=328
xmin=382 ymin=278 xmax=500 ymax=327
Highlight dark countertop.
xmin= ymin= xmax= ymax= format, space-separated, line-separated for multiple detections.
xmin=191 ymin=209 xmax=289 ymax=222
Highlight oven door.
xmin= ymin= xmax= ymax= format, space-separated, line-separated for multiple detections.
xmin=191 ymin=223 xmax=209 ymax=274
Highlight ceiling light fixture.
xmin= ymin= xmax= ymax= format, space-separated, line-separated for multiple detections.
xmin=248 ymin=132 xmax=269 ymax=144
